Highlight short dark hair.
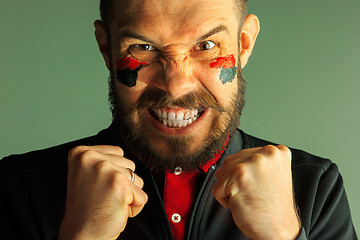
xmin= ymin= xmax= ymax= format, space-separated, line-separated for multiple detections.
xmin=99 ymin=0 xmax=112 ymax=28
xmin=235 ymin=0 xmax=248 ymax=26
xmin=99 ymin=0 xmax=248 ymax=29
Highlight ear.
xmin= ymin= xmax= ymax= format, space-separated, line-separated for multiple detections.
xmin=94 ymin=20 xmax=111 ymax=70
xmin=239 ymin=14 xmax=260 ymax=69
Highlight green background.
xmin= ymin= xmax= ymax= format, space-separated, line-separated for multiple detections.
xmin=1 ymin=0 xmax=359 ymax=233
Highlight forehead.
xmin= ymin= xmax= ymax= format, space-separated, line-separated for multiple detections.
xmin=110 ymin=0 xmax=238 ymax=44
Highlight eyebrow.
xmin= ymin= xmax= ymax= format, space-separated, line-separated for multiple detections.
xmin=119 ymin=24 xmax=229 ymax=45
xmin=119 ymin=30 xmax=157 ymax=45
xmin=196 ymin=25 xmax=229 ymax=42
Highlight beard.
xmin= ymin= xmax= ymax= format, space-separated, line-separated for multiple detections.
xmin=108 ymin=64 xmax=246 ymax=173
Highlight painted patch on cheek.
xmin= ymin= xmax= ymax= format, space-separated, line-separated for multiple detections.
xmin=210 ymin=55 xmax=237 ymax=84
xmin=115 ymin=57 xmax=148 ymax=87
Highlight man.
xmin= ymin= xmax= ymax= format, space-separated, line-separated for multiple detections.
xmin=0 ymin=0 xmax=357 ymax=239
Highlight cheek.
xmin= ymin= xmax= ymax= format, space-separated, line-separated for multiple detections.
xmin=193 ymin=59 xmax=239 ymax=105
xmin=114 ymin=81 xmax=144 ymax=112
xmin=193 ymin=62 xmax=225 ymax=93
xmin=193 ymin=62 xmax=221 ymax=85
xmin=115 ymin=57 xmax=148 ymax=87
xmin=209 ymin=54 xmax=238 ymax=84
xmin=114 ymin=62 xmax=159 ymax=110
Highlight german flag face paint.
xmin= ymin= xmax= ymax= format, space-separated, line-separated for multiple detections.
xmin=115 ymin=57 xmax=148 ymax=87
xmin=210 ymin=54 xmax=237 ymax=84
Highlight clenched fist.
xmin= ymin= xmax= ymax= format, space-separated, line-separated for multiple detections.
xmin=212 ymin=145 xmax=301 ymax=240
xmin=58 ymin=145 xmax=148 ymax=240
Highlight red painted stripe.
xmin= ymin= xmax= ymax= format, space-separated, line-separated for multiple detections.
xmin=116 ymin=57 xmax=148 ymax=70
xmin=210 ymin=55 xmax=236 ymax=69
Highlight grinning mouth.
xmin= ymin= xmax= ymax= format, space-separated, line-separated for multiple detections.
xmin=149 ymin=108 xmax=204 ymax=128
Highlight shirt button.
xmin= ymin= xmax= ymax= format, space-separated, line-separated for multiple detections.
xmin=174 ymin=167 xmax=182 ymax=175
xmin=171 ymin=213 xmax=181 ymax=223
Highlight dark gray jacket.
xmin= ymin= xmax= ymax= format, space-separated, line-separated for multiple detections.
xmin=0 ymin=128 xmax=357 ymax=239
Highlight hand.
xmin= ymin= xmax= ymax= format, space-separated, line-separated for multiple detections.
xmin=212 ymin=145 xmax=300 ymax=240
xmin=58 ymin=145 xmax=148 ymax=240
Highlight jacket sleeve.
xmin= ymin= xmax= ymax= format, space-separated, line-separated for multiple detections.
xmin=0 ymin=157 xmax=43 ymax=239
xmin=295 ymin=228 xmax=307 ymax=240
xmin=0 ymin=156 xmax=65 ymax=240
xmin=296 ymin=163 xmax=357 ymax=239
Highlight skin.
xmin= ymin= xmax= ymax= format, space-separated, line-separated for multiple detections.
xmin=96 ymin=0 xmax=246 ymax=159
xmin=59 ymin=145 xmax=148 ymax=240
xmin=59 ymin=0 xmax=301 ymax=239
xmin=212 ymin=145 xmax=300 ymax=239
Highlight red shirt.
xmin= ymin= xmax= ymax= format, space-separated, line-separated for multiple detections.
xmin=162 ymin=147 xmax=226 ymax=240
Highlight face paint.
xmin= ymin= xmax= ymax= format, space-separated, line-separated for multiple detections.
xmin=115 ymin=57 xmax=148 ymax=87
xmin=210 ymin=55 xmax=237 ymax=84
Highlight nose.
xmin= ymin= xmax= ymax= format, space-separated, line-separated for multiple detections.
xmin=154 ymin=46 xmax=198 ymax=99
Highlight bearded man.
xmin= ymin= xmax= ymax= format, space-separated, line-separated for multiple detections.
xmin=0 ymin=0 xmax=357 ymax=239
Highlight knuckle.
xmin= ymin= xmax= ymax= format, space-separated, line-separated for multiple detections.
xmin=69 ymin=147 xmax=99 ymax=169
xmin=250 ymin=153 xmax=264 ymax=163
xmin=227 ymin=182 xmax=242 ymax=197
xmin=128 ymin=161 xmax=136 ymax=171
xmin=144 ymin=192 xmax=149 ymax=204
xmin=94 ymin=160 xmax=111 ymax=172
xmin=262 ymin=145 xmax=279 ymax=155
xmin=226 ymin=165 xmax=251 ymax=194
xmin=249 ymin=153 xmax=268 ymax=173
xmin=232 ymin=164 xmax=249 ymax=184
xmin=277 ymin=145 xmax=292 ymax=157
xmin=68 ymin=145 xmax=88 ymax=160
xmin=140 ymin=190 xmax=149 ymax=205
xmin=78 ymin=149 xmax=97 ymax=164
xmin=233 ymin=164 xmax=245 ymax=175
xmin=114 ymin=146 xmax=124 ymax=156
xmin=138 ymin=177 xmax=145 ymax=188
xmin=237 ymin=175 xmax=251 ymax=189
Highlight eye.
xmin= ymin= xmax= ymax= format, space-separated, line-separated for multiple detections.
xmin=131 ymin=44 xmax=156 ymax=51
xmin=196 ymin=40 xmax=217 ymax=51
xmin=128 ymin=43 xmax=160 ymax=60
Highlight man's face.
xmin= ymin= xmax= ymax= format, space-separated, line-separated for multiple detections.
xmin=104 ymin=0 xmax=246 ymax=172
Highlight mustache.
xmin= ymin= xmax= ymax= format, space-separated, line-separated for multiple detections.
xmin=130 ymin=88 xmax=226 ymax=113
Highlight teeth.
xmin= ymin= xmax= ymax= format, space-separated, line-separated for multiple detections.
xmin=182 ymin=121 xmax=188 ymax=127
xmin=184 ymin=112 xmax=190 ymax=120
xmin=176 ymin=112 xmax=184 ymax=121
xmin=168 ymin=112 xmax=176 ymax=121
xmin=154 ymin=109 xmax=201 ymax=128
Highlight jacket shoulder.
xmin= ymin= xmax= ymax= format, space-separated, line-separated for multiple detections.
xmin=0 ymin=133 xmax=103 ymax=173
xmin=240 ymin=130 xmax=333 ymax=170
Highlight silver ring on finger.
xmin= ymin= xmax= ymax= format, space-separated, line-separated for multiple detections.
xmin=127 ymin=168 xmax=135 ymax=183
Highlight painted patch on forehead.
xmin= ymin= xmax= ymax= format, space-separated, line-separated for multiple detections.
xmin=115 ymin=57 xmax=148 ymax=87
xmin=210 ymin=55 xmax=237 ymax=84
